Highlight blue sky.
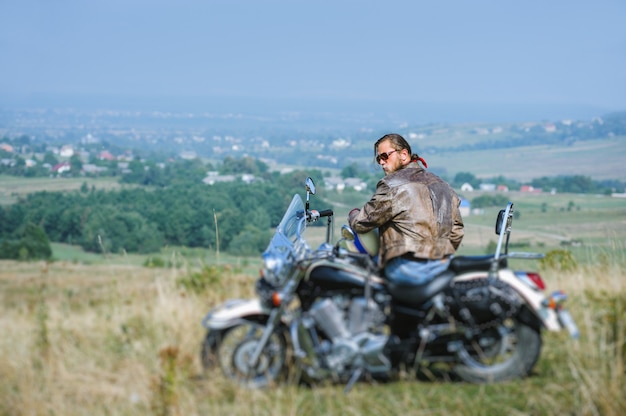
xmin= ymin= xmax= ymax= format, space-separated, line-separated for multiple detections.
xmin=1 ymin=0 xmax=625 ymax=119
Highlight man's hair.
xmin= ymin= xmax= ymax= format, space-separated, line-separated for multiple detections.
xmin=375 ymin=133 xmax=424 ymax=164
xmin=375 ymin=133 xmax=411 ymax=155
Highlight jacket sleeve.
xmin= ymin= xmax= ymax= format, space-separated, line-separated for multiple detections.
xmin=449 ymin=197 xmax=465 ymax=250
xmin=349 ymin=180 xmax=395 ymax=233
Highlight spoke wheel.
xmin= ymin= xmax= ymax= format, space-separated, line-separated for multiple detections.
xmin=217 ymin=321 xmax=288 ymax=388
xmin=453 ymin=318 xmax=541 ymax=383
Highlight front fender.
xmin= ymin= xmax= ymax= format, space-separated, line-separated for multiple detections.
xmin=202 ymin=298 xmax=271 ymax=330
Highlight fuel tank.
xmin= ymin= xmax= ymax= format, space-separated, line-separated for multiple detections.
xmin=305 ymin=259 xmax=385 ymax=292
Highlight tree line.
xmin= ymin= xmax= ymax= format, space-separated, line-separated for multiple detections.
xmin=0 ymin=168 xmax=325 ymax=260
xmin=2 ymin=149 xmax=624 ymax=261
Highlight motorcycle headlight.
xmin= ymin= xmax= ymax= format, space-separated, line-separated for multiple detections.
xmin=261 ymin=251 xmax=288 ymax=286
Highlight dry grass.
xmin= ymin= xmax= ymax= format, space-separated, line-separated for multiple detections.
xmin=0 ymin=256 xmax=624 ymax=416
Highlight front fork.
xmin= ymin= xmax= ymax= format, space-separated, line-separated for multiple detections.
xmin=247 ymin=275 xmax=301 ymax=368
xmin=246 ymin=307 xmax=285 ymax=369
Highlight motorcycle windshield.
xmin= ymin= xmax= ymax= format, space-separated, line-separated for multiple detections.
xmin=275 ymin=194 xmax=306 ymax=244
xmin=261 ymin=195 xmax=307 ymax=283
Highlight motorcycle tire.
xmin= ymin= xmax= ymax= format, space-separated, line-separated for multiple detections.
xmin=452 ymin=318 xmax=542 ymax=383
xmin=213 ymin=320 xmax=291 ymax=388
xmin=200 ymin=328 xmax=231 ymax=370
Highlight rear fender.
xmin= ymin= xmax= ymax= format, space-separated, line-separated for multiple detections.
xmin=202 ymin=298 xmax=271 ymax=330
xmin=453 ymin=270 xmax=561 ymax=331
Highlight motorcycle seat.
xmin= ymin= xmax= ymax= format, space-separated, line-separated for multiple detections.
xmin=387 ymin=270 xmax=455 ymax=307
xmin=449 ymin=255 xmax=507 ymax=273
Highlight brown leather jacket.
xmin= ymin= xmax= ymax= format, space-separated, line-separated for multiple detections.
xmin=349 ymin=163 xmax=464 ymax=268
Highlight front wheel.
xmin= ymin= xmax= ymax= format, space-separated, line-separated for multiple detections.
xmin=214 ymin=320 xmax=290 ymax=388
xmin=200 ymin=328 xmax=231 ymax=370
xmin=452 ymin=318 xmax=542 ymax=383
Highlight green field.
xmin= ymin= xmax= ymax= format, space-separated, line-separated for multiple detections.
xmin=2 ymin=175 xmax=622 ymax=267
xmin=426 ymin=135 xmax=626 ymax=182
xmin=349 ymin=134 xmax=626 ymax=183
xmin=0 ymin=175 xmax=126 ymax=205
xmin=318 ymin=187 xmax=626 ymax=260
xmin=1 ymin=173 xmax=625 ymax=415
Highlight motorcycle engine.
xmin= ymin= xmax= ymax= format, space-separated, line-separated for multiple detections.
xmin=307 ymin=297 xmax=388 ymax=373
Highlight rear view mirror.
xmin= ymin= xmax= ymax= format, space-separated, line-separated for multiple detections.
xmin=305 ymin=177 xmax=316 ymax=195
xmin=495 ymin=209 xmax=506 ymax=235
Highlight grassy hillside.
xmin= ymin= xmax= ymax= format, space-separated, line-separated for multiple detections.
xmin=1 ymin=173 xmax=625 ymax=414
xmin=345 ymin=127 xmax=626 ymax=183
xmin=319 ymin=188 xmax=626 ymax=261
xmin=427 ymin=136 xmax=626 ymax=182
xmin=0 ymin=175 xmax=126 ymax=205
xmin=0 ymin=254 xmax=623 ymax=415
xmin=1 ymin=173 xmax=623 ymax=267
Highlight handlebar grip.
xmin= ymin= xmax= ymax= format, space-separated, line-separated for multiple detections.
xmin=318 ymin=209 xmax=334 ymax=217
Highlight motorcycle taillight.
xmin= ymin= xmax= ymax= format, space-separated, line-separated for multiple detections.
xmin=515 ymin=271 xmax=546 ymax=291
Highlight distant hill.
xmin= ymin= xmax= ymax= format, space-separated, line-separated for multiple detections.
xmin=1 ymin=105 xmax=625 ymax=183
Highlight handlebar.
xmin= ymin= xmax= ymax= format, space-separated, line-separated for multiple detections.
xmin=318 ymin=209 xmax=334 ymax=218
xmin=308 ymin=209 xmax=334 ymax=222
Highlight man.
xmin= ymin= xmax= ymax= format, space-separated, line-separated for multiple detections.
xmin=348 ymin=133 xmax=464 ymax=286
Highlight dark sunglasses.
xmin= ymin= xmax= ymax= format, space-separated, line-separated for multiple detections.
xmin=376 ymin=149 xmax=397 ymax=163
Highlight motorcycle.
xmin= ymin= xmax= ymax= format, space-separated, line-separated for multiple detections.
xmin=200 ymin=177 xmax=579 ymax=391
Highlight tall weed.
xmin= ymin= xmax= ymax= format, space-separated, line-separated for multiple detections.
xmin=0 ymin=257 xmax=624 ymax=415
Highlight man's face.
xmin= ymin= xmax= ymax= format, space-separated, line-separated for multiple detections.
xmin=376 ymin=140 xmax=405 ymax=175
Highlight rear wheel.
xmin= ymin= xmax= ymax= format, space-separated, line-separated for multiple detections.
xmin=452 ymin=318 xmax=541 ymax=383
